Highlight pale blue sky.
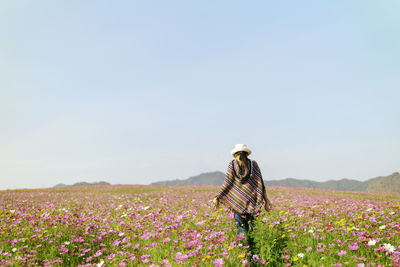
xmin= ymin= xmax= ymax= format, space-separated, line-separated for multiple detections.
xmin=1 ymin=1 xmax=399 ymax=189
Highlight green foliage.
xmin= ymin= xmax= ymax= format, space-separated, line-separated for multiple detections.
xmin=247 ymin=217 xmax=289 ymax=266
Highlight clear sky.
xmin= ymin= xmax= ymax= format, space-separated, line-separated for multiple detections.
xmin=1 ymin=1 xmax=399 ymax=190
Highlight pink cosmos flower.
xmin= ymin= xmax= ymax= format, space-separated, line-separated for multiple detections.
xmin=236 ymin=235 xmax=245 ymax=241
xmin=260 ymin=259 xmax=266 ymax=264
xmin=93 ymin=250 xmax=102 ymax=257
xmin=349 ymin=243 xmax=359 ymax=251
xmin=337 ymin=250 xmax=346 ymax=257
xmin=175 ymin=252 xmax=188 ymax=264
xmin=213 ymin=258 xmax=224 ymax=267
xmin=252 ymin=254 xmax=260 ymax=262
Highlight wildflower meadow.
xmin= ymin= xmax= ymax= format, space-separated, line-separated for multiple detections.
xmin=0 ymin=185 xmax=399 ymax=266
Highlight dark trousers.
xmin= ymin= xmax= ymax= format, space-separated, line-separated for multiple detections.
xmin=233 ymin=210 xmax=254 ymax=235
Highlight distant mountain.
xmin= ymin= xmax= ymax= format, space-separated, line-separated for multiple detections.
xmin=53 ymin=183 xmax=68 ymax=188
xmin=366 ymin=172 xmax=400 ymax=192
xmin=151 ymin=171 xmax=400 ymax=193
xmin=265 ymin=178 xmax=368 ymax=191
xmin=53 ymin=181 xmax=111 ymax=188
xmin=151 ymin=171 xmax=225 ymax=186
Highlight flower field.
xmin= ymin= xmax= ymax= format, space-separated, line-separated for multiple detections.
xmin=0 ymin=185 xmax=399 ymax=266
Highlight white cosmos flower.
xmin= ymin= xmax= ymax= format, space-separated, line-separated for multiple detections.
xmin=297 ymin=253 xmax=304 ymax=258
xmin=383 ymin=243 xmax=395 ymax=253
xmin=12 ymin=248 xmax=17 ymax=252
xmin=308 ymin=229 xmax=314 ymax=233
xmin=143 ymin=206 xmax=150 ymax=210
xmin=368 ymin=239 xmax=377 ymax=246
xmin=119 ymin=232 xmax=125 ymax=237
xmin=96 ymin=260 xmax=105 ymax=267
xmin=366 ymin=208 xmax=372 ymax=212
xmin=389 ymin=212 xmax=395 ymax=215
xmin=379 ymin=225 xmax=386 ymax=230
xmin=64 ymin=241 xmax=70 ymax=245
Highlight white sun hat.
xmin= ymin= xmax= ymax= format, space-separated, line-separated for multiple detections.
xmin=231 ymin=144 xmax=252 ymax=157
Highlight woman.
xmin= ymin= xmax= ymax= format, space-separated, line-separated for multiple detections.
xmin=211 ymin=144 xmax=272 ymax=236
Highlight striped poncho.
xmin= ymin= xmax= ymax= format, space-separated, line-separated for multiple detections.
xmin=217 ymin=159 xmax=266 ymax=216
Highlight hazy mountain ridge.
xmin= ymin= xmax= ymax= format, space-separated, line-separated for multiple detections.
xmin=151 ymin=171 xmax=225 ymax=186
xmin=366 ymin=172 xmax=400 ymax=192
xmin=53 ymin=181 xmax=111 ymax=188
xmin=151 ymin=172 xmax=400 ymax=193
xmin=265 ymin=177 xmax=368 ymax=191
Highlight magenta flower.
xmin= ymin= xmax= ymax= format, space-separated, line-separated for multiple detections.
xmin=281 ymin=255 xmax=290 ymax=260
xmin=349 ymin=243 xmax=359 ymax=251
xmin=175 ymin=252 xmax=188 ymax=264
xmin=337 ymin=250 xmax=346 ymax=257
xmin=213 ymin=258 xmax=224 ymax=267
xmin=252 ymin=254 xmax=260 ymax=262
xmin=236 ymin=234 xmax=245 ymax=241
xmin=93 ymin=250 xmax=102 ymax=257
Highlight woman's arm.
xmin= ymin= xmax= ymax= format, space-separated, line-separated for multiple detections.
xmin=253 ymin=160 xmax=272 ymax=212
xmin=263 ymin=187 xmax=272 ymax=211
xmin=211 ymin=161 xmax=234 ymax=209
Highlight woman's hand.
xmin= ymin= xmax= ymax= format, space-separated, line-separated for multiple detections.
xmin=211 ymin=197 xmax=220 ymax=209
xmin=264 ymin=198 xmax=272 ymax=212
